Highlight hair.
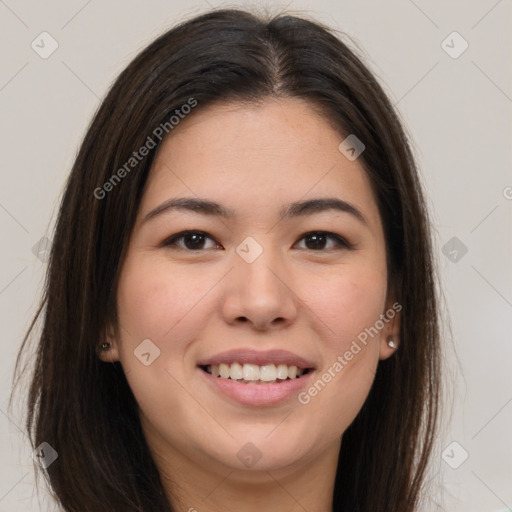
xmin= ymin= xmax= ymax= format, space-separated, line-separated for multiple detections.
xmin=12 ymin=7 xmax=441 ymax=512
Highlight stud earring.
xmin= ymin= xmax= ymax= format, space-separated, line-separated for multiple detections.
xmin=387 ymin=339 xmax=397 ymax=349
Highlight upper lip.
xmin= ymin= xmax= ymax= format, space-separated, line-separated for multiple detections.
xmin=197 ymin=349 xmax=316 ymax=369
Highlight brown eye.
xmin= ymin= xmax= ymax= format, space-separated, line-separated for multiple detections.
xmin=162 ymin=231 xmax=222 ymax=251
xmin=295 ymin=231 xmax=353 ymax=251
xmin=161 ymin=230 xmax=352 ymax=252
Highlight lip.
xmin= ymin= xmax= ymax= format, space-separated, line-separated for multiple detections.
xmin=198 ymin=366 xmax=315 ymax=407
xmin=196 ymin=348 xmax=316 ymax=369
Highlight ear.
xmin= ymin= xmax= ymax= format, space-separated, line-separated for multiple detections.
xmin=97 ymin=322 xmax=121 ymax=363
xmin=378 ymin=299 xmax=402 ymax=361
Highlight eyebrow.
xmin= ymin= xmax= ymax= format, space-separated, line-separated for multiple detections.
xmin=141 ymin=196 xmax=368 ymax=226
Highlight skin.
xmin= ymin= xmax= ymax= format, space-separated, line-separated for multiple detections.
xmin=100 ymin=97 xmax=400 ymax=512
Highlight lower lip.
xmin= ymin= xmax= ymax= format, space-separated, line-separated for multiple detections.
xmin=198 ymin=367 xmax=315 ymax=407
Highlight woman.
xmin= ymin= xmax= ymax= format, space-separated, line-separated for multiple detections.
xmin=13 ymin=7 xmax=441 ymax=512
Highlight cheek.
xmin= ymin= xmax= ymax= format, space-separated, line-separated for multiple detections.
xmin=304 ymin=262 xmax=388 ymax=345
xmin=294 ymin=262 xmax=388 ymax=432
xmin=116 ymin=256 xmax=210 ymax=341
xmin=114 ymin=258 xmax=202 ymax=420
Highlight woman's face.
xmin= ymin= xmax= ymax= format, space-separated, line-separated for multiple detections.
xmin=101 ymin=98 xmax=399 ymax=479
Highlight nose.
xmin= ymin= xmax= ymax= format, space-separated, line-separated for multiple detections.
xmin=221 ymin=244 xmax=299 ymax=331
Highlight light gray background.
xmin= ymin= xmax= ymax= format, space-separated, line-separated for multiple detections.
xmin=1 ymin=1 xmax=511 ymax=511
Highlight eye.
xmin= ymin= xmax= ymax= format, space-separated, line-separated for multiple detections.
xmin=161 ymin=230 xmax=353 ymax=252
xmin=161 ymin=230 xmax=222 ymax=251
xmin=294 ymin=231 xmax=353 ymax=251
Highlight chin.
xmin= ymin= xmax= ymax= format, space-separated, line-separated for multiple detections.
xmin=204 ymin=430 xmax=314 ymax=473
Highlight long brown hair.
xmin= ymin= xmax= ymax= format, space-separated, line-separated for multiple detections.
xmin=12 ymin=7 xmax=441 ymax=511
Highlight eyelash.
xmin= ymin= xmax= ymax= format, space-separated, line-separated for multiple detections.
xmin=161 ymin=230 xmax=354 ymax=252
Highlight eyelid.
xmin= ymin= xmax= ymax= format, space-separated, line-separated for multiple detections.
xmin=161 ymin=230 xmax=354 ymax=251
xmin=161 ymin=230 xmax=221 ymax=250
xmin=296 ymin=231 xmax=354 ymax=250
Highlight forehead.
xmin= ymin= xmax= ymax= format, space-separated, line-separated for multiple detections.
xmin=138 ymin=98 xmax=381 ymax=230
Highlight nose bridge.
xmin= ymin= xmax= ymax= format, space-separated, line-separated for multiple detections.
xmin=223 ymin=234 xmax=297 ymax=329
xmin=236 ymin=234 xmax=286 ymax=296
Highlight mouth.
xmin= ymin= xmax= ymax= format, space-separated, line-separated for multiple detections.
xmin=196 ymin=348 xmax=317 ymax=405
xmin=198 ymin=362 xmax=316 ymax=406
xmin=198 ymin=363 xmax=313 ymax=385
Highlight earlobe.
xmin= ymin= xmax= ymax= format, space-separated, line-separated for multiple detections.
xmin=97 ymin=340 xmax=120 ymax=363
xmin=379 ymin=335 xmax=400 ymax=360
xmin=378 ymin=297 xmax=401 ymax=360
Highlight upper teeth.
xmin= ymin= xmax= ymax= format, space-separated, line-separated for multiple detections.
xmin=206 ymin=363 xmax=306 ymax=381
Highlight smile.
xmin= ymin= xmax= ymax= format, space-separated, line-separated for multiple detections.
xmin=200 ymin=362 xmax=310 ymax=384
xmin=198 ymin=364 xmax=315 ymax=406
